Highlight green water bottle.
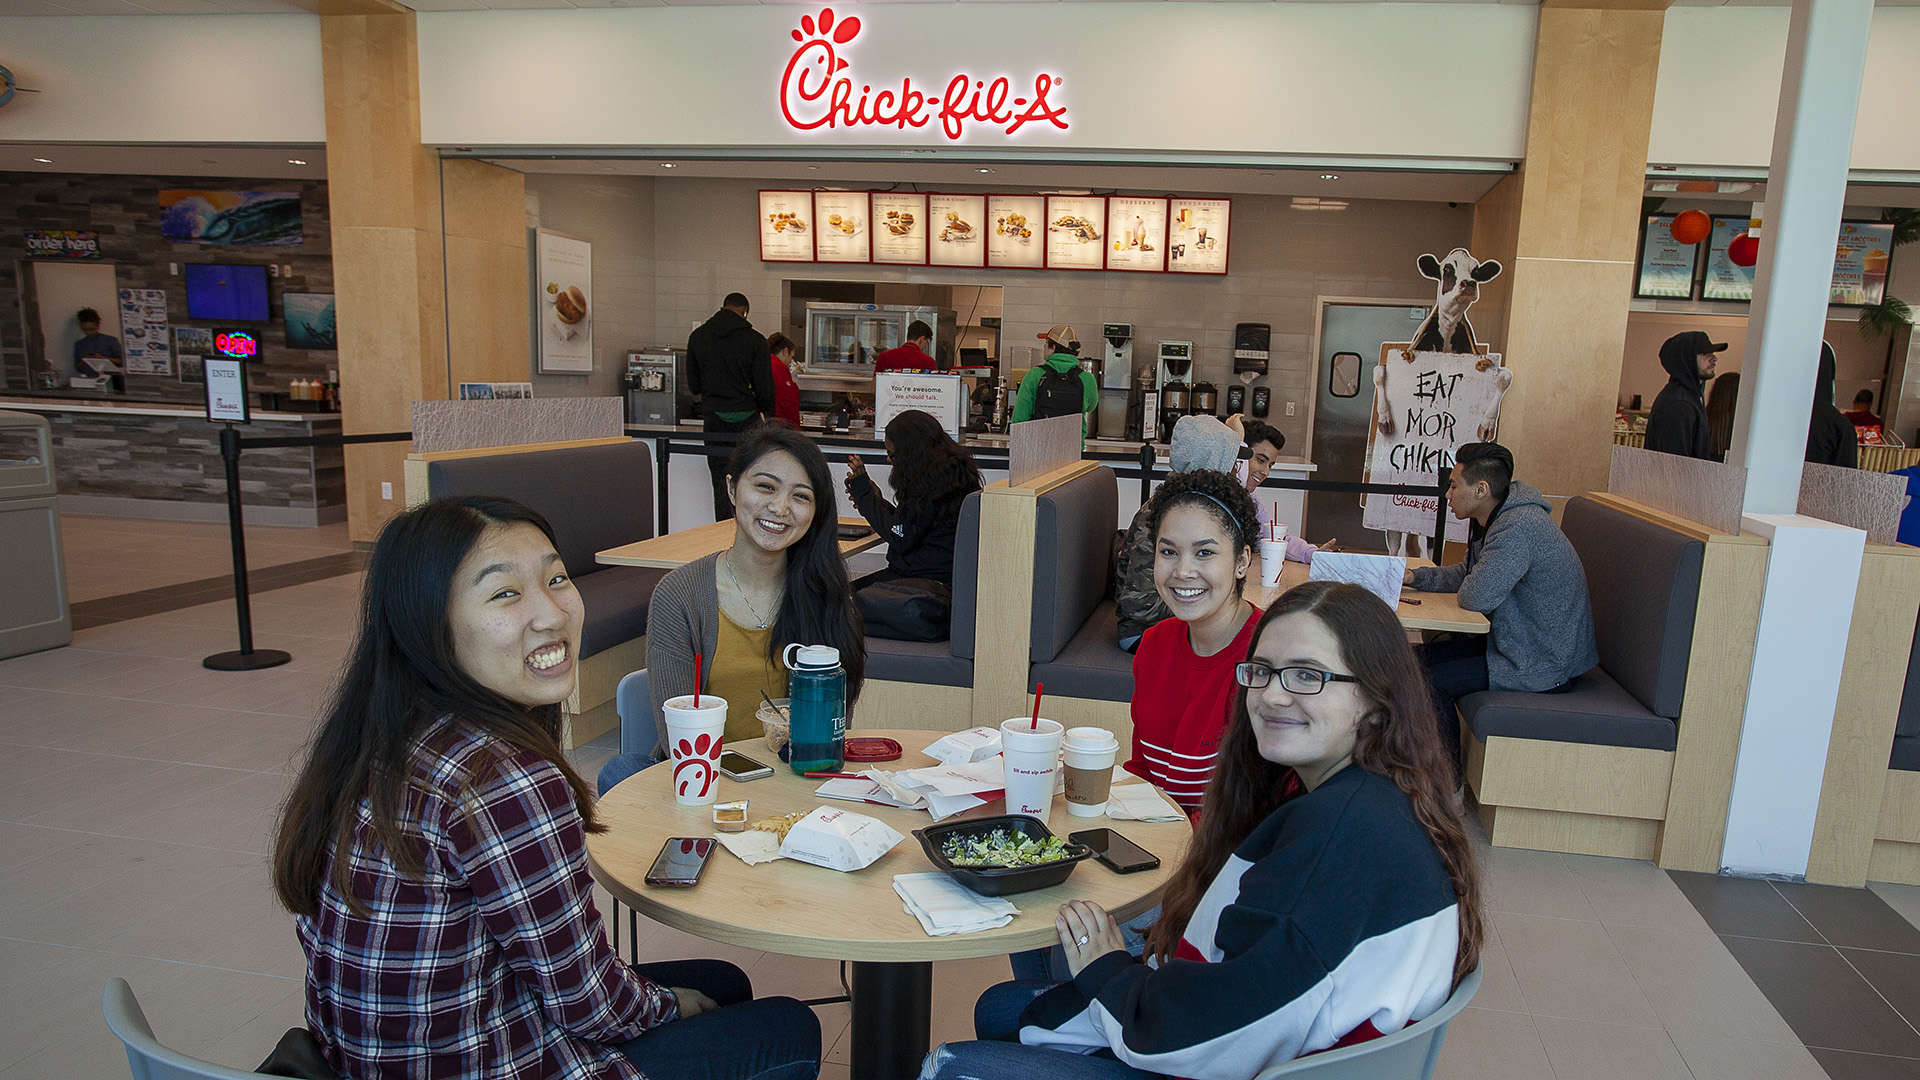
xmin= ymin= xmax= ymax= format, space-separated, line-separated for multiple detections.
xmin=782 ymin=643 xmax=846 ymax=774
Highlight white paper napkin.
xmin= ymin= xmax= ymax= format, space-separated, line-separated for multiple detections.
xmin=714 ymin=830 xmax=784 ymax=865
xmin=1105 ymin=783 xmax=1185 ymax=822
xmin=921 ymin=727 xmax=1003 ymax=764
xmin=893 ymin=872 xmax=1021 ymax=936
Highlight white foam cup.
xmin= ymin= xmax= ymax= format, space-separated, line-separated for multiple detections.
xmin=1259 ymin=537 xmax=1287 ymax=587
xmin=1000 ymin=718 xmax=1066 ymax=823
xmin=1062 ymin=727 xmax=1121 ymax=817
xmin=664 ymin=695 xmax=728 ymax=806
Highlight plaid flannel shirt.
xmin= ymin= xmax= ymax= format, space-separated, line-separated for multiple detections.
xmin=297 ymin=718 xmax=675 ymax=1078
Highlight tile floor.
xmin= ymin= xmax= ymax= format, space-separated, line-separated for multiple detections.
xmin=5 ymin=515 xmax=1920 ymax=1079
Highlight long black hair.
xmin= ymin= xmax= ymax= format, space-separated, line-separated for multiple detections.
xmin=884 ymin=409 xmax=983 ymax=515
xmin=272 ymin=496 xmax=600 ymax=917
xmin=727 ymin=425 xmax=867 ymax=704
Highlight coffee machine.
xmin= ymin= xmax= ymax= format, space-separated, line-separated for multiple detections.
xmin=624 ymin=349 xmax=684 ymax=427
xmin=1156 ymin=341 xmax=1194 ymax=443
xmin=1097 ymin=323 xmax=1134 ymax=439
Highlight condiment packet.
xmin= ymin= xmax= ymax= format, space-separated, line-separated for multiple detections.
xmin=921 ymin=727 xmax=1003 ymax=765
xmin=778 ymin=806 xmax=906 ymax=872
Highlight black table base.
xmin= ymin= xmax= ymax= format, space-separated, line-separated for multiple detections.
xmin=849 ymin=960 xmax=933 ymax=1080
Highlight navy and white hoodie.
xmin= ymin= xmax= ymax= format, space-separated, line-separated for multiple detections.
xmin=1016 ymin=766 xmax=1460 ymax=1079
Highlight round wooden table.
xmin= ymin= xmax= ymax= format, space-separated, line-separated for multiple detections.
xmin=587 ymin=729 xmax=1193 ymax=1080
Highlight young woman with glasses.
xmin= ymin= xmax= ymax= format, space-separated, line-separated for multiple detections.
xmin=928 ymin=581 xmax=1485 ymax=1080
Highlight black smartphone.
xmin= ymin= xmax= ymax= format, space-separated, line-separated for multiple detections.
xmin=644 ymin=838 xmax=716 ymax=887
xmin=717 ymin=750 xmax=773 ymax=781
xmin=1070 ymin=829 xmax=1160 ymax=874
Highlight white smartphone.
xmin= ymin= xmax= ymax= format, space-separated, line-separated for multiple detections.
xmin=717 ymin=750 xmax=774 ymax=781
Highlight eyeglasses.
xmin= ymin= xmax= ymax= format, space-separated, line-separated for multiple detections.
xmin=1234 ymin=662 xmax=1359 ymax=695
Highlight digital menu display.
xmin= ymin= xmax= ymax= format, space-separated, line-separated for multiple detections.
xmin=758 ymin=191 xmax=815 ymax=262
xmin=812 ymin=191 xmax=871 ymax=264
xmin=870 ymin=192 xmax=928 ymax=266
xmin=987 ymin=194 xmax=1045 ymax=270
xmin=1636 ymin=214 xmax=1698 ymax=299
xmin=1702 ymin=216 xmax=1755 ymax=303
xmin=928 ymin=194 xmax=987 ymax=268
xmin=1832 ymin=220 xmax=1895 ymax=307
xmin=1167 ymin=198 xmax=1230 ymax=275
xmin=1106 ymin=198 xmax=1169 ymax=273
xmin=1044 ymin=195 xmax=1106 ymax=271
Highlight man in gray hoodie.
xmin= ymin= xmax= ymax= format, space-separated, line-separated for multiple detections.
xmin=1407 ymin=441 xmax=1599 ymax=767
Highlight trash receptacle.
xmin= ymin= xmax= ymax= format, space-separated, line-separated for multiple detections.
xmin=0 ymin=410 xmax=71 ymax=659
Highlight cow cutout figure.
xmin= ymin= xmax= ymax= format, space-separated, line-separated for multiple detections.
xmin=1373 ymin=248 xmax=1511 ymax=443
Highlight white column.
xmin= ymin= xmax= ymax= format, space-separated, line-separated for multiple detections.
xmin=1727 ymin=0 xmax=1874 ymax=513
xmin=1721 ymin=515 xmax=1865 ymax=877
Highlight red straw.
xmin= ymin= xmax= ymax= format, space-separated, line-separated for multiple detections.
xmin=694 ymin=654 xmax=703 ymax=708
xmin=1030 ymin=683 xmax=1044 ymax=730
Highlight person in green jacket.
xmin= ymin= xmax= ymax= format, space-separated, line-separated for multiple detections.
xmin=1012 ymin=323 xmax=1100 ymax=439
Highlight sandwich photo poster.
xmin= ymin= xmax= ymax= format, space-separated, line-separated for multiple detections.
xmin=813 ymin=191 xmax=872 ymax=264
xmin=871 ymin=192 xmax=929 ymax=265
xmin=759 ymin=191 xmax=815 ymax=262
xmin=1044 ymin=195 xmax=1106 ymax=271
xmin=535 ymin=230 xmax=593 ymax=374
xmin=928 ymin=194 xmax=987 ymax=269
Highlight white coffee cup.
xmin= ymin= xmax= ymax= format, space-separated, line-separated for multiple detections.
xmin=664 ymin=694 xmax=728 ymax=806
xmin=1259 ymin=536 xmax=1287 ymax=588
xmin=1000 ymin=718 xmax=1065 ymax=823
xmin=1062 ymin=727 xmax=1121 ymax=817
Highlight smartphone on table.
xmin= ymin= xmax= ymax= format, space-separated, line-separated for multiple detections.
xmin=645 ymin=838 xmax=716 ymax=887
xmin=1069 ymin=829 xmax=1160 ymax=874
xmin=717 ymin=750 xmax=773 ymax=781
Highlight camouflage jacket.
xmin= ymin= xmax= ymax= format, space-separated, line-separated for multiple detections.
xmin=1114 ymin=501 xmax=1170 ymax=643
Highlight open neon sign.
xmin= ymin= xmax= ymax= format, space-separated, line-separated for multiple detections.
xmin=215 ymin=331 xmax=257 ymax=359
xmin=779 ymin=7 xmax=1068 ymax=140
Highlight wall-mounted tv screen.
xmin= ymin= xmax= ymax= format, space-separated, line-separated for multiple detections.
xmin=185 ymin=264 xmax=270 ymax=321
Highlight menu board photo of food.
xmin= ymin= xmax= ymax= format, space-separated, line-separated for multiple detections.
xmin=1832 ymin=220 xmax=1896 ymax=306
xmin=871 ymin=192 xmax=929 ymax=266
xmin=1636 ymin=214 xmax=1698 ymax=299
xmin=759 ymin=191 xmax=815 ymax=263
xmin=1167 ymin=198 xmax=1231 ymax=275
xmin=1045 ymin=195 xmax=1106 ymax=271
xmin=1702 ymin=216 xmax=1756 ymax=303
xmin=813 ymin=192 xmax=872 ymax=264
xmin=986 ymin=195 xmax=1046 ymax=270
xmin=1106 ymin=198 xmax=1169 ymax=273
xmin=928 ymin=194 xmax=987 ymax=268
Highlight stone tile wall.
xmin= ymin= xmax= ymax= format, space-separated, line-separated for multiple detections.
xmin=41 ymin=411 xmax=344 ymax=513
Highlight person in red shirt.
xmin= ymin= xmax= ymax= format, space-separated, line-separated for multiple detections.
xmin=873 ymin=320 xmax=938 ymax=372
xmin=1845 ymin=388 xmax=1881 ymax=428
xmin=767 ymin=332 xmax=802 ymax=428
xmin=1125 ymin=469 xmax=1267 ymax=816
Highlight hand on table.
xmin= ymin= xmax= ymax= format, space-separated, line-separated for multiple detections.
xmin=670 ymin=987 xmax=718 ymax=1019
xmin=1056 ymin=899 xmax=1127 ymax=977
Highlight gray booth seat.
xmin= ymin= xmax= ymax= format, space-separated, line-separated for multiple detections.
xmin=428 ymin=440 xmax=666 ymax=660
xmin=1025 ymin=467 xmax=1133 ymax=702
xmin=864 ymin=493 xmax=979 ymax=688
xmin=1459 ymin=495 xmax=1704 ymax=751
xmin=1893 ymin=619 xmax=1920 ymax=771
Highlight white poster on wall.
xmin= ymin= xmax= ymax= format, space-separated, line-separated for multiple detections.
xmin=1360 ymin=346 xmax=1508 ymax=541
xmin=875 ymin=374 xmax=966 ymax=441
xmin=535 ymin=229 xmax=593 ymax=374
xmin=871 ymin=192 xmax=928 ymax=266
xmin=987 ymin=195 xmax=1044 ymax=270
xmin=118 ymin=288 xmax=172 ymax=375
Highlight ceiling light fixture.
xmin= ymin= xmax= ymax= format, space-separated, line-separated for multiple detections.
xmin=660 ymin=162 xmax=676 ymax=168
xmin=32 ymin=157 xmax=52 ymax=163
xmin=977 ymin=168 xmax=994 ymax=174
xmin=1320 ymin=174 xmax=1339 ymax=181
xmin=287 ymin=158 xmax=307 ymax=166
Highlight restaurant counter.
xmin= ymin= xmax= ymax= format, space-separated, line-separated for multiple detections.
xmin=0 ymin=395 xmax=347 ymax=527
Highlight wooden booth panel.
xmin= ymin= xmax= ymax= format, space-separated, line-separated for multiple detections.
xmin=1467 ymin=735 xmax=1674 ymax=821
xmin=1480 ymin=805 xmax=1662 ymax=863
xmin=853 ymin=681 xmax=974 ymax=732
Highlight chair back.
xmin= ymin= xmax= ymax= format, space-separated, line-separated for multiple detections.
xmin=1561 ymin=497 xmax=1703 ymax=718
xmin=1030 ymin=466 xmax=1119 ymax=663
xmin=1250 ymin=966 xmax=1481 ymax=1080
xmin=102 ymin=978 xmax=270 ymax=1080
xmin=617 ymin=668 xmax=663 ymax=759
xmin=427 ymin=440 xmax=654 ymax=580
xmin=949 ymin=492 xmax=983 ymax=659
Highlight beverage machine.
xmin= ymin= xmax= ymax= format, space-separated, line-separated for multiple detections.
xmin=1155 ymin=341 xmax=1194 ymax=444
xmin=624 ymin=348 xmax=686 ymax=427
xmin=1097 ymin=323 xmax=1133 ymax=439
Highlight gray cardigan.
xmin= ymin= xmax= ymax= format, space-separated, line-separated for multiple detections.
xmin=1409 ymin=482 xmax=1599 ymax=692
xmin=645 ymin=553 xmax=726 ymax=756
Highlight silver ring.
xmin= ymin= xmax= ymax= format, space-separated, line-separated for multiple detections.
xmin=1077 ymin=936 xmax=1089 ymax=946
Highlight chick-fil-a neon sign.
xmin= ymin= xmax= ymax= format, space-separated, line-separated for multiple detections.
xmin=779 ymin=7 xmax=1069 ymax=141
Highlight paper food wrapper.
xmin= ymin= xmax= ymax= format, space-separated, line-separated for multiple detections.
xmin=715 ymin=830 xmax=783 ymax=865
xmin=921 ymin=727 xmax=1003 ymax=765
xmin=778 ymin=806 xmax=906 ymax=872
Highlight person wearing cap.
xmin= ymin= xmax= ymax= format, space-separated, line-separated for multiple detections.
xmin=1011 ymin=324 xmax=1099 ymax=439
xmin=1643 ymin=330 xmax=1727 ymax=460
xmin=1807 ymin=341 xmax=1859 ymax=468
xmin=873 ymin=320 xmax=938 ymax=373
xmin=1844 ymin=389 xmax=1880 ymax=429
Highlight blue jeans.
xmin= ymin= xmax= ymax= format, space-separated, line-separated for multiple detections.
xmin=920 ymin=981 xmax=1164 ymax=1080
xmin=598 ymin=752 xmax=655 ymax=797
xmin=616 ymin=959 xmax=820 ymax=1080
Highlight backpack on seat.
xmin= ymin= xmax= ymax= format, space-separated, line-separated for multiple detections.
xmin=1031 ymin=364 xmax=1084 ymax=420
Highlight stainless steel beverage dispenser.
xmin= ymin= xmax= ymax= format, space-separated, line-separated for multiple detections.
xmin=624 ymin=349 xmax=683 ymax=427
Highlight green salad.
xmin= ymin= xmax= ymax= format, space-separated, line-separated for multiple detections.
xmin=940 ymin=829 xmax=1075 ymax=868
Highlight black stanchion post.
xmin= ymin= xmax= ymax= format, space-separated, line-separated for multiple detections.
xmin=203 ymin=424 xmax=291 ymax=672
xmin=654 ymin=437 xmax=671 ymax=538
xmin=1431 ymin=465 xmax=1449 ymax=557
xmin=1139 ymin=442 xmax=1154 ymax=503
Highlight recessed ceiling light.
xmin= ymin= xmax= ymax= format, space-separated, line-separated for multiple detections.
xmin=807 ymin=166 xmax=821 ymax=171
xmin=287 ymin=158 xmax=307 ymax=166
xmin=1320 ymin=174 xmax=1339 ymax=181
xmin=977 ymin=168 xmax=994 ymax=174
xmin=660 ymin=162 xmax=676 ymax=168
xmin=32 ymin=157 xmax=52 ymax=163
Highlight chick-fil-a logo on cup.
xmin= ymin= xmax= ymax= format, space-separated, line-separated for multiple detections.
xmin=780 ymin=7 xmax=1068 ymax=141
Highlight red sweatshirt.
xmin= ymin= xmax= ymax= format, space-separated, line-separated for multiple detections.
xmin=1125 ymin=603 xmax=1262 ymax=814
xmin=770 ymin=355 xmax=801 ymax=427
xmin=873 ymin=343 xmax=937 ymax=373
